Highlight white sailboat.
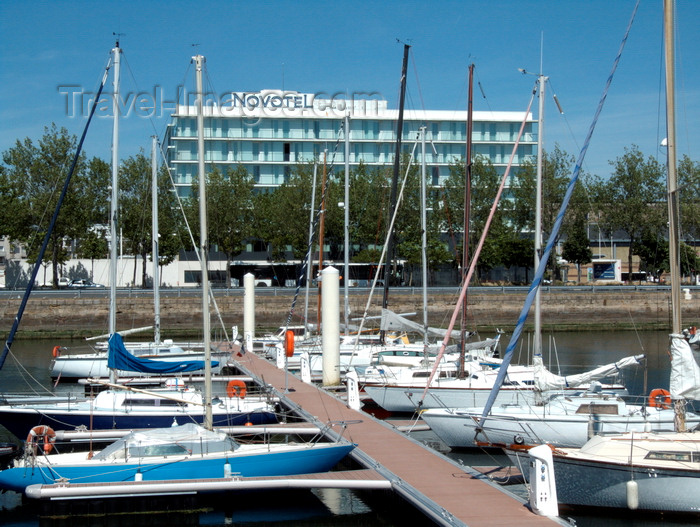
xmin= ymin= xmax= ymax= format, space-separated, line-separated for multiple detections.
xmin=519 ymin=2 xmax=700 ymax=514
xmin=0 ymin=53 xmax=358 ymax=498
xmin=49 ymin=132 xmax=226 ymax=381
xmin=419 ymin=354 xmax=672 ymax=449
xmin=0 ymin=48 xmax=279 ymax=443
xmin=50 ymin=49 xmax=224 ymax=381
xmin=361 ymin=67 xmax=625 ymax=414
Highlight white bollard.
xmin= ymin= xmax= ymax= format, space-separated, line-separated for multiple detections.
xmin=322 ymin=266 xmax=340 ymax=386
xmin=345 ymin=369 xmax=361 ymax=410
xmin=243 ymin=273 xmax=255 ymax=352
xmin=528 ymin=444 xmax=559 ymax=517
xmin=300 ymin=352 xmax=312 ymax=383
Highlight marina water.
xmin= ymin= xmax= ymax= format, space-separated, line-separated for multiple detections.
xmin=0 ymin=331 xmax=694 ymax=526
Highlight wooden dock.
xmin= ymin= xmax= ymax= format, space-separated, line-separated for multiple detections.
xmin=231 ymin=347 xmax=568 ymax=527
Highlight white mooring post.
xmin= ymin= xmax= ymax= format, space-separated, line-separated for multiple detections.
xmin=243 ymin=273 xmax=255 ymax=353
xmin=321 ymin=266 xmax=340 ymax=386
xmin=528 ymin=444 xmax=559 ymax=517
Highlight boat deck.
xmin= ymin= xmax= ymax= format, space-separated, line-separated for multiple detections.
xmin=230 ymin=345 xmax=565 ymax=527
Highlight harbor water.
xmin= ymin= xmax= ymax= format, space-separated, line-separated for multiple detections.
xmin=0 ymin=330 xmax=695 ymax=526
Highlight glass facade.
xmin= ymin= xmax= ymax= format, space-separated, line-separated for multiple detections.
xmin=164 ymin=91 xmax=536 ymax=195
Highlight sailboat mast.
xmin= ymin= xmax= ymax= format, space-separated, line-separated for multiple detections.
xmin=420 ymin=127 xmax=429 ymax=355
xmin=193 ymin=54 xmax=213 ymax=430
xmin=344 ymin=113 xmax=350 ymax=336
xmin=109 ymin=41 xmax=120 ymax=339
xmin=664 ymin=0 xmax=681 ymax=335
xmin=534 ymin=73 xmax=546 ymax=356
xmin=459 ymin=63 xmax=474 ymax=373
xmin=381 ymin=43 xmax=410 ymax=340
xmin=151 ymin=135 xmax=160 ymax=345
xmin=304 ymin=163 xmax=318 ymax=338
xmin=317 ymin=150 xmax=327 ymax=330
xmin=108 ymin=41 xmax=121 ymax=385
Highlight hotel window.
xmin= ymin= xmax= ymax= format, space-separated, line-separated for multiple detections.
xmin=283 ymin=143 xmax=290 ymax=162
xmin=253 ymin=166 xmax=260 ymax=183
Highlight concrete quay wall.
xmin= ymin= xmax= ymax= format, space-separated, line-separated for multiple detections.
xmin=1 ymin=288 xmax=695 ymax=339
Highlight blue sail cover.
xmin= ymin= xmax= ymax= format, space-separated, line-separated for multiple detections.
xmin=107 ymin=333 xmax=217 ymax=374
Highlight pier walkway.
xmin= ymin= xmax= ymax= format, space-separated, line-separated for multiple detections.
xmin=231 ymin=346 xmax=566 ymax=527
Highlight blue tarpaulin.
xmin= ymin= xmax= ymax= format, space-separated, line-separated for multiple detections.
xmin=107 ymin=333 xmax=217 ymax=374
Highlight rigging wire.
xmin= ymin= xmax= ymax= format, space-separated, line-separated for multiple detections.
xmin=475 ymin=0 xmax=641 ymax=432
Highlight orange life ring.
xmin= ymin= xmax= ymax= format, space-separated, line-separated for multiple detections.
xmin=26 ymin=425 xmax=56 ymax=454
xmin=285 ymin=329 xmax=295 ymax=358
xmin=649 ymin=388 xmax=672 ymax=409
xmin=52 ymin=346 xmax=62 ymax=358
xmin=226 ymin=379 xmax=247 ymax=398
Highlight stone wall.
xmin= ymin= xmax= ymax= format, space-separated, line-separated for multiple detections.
xmin=1 ymin=288 xmax=694 ymax=338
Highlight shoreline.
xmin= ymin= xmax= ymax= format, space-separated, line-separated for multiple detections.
xmin=1 ymin=287 xmax=692 ymax=340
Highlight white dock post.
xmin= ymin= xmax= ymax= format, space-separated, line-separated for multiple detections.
xmin=322 ymin=266 xmax=340 ymax=386
xmin=243 ymin=273 xmax=255 ymax=352
xmin=528 ymin=444 xmax=559 ymax=517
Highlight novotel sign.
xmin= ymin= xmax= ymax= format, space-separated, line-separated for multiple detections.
xmin=229 ymin=92 xmax=314 ymax=110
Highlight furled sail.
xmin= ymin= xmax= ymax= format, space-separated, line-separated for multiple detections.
xmin=533 ymin=353 xmax=644 ymax=391
xmin=107 ymin=333 xmax=217 ymax=374
xmin=670 ymin=333 xmax=700 ymax=400
xmin=380 ymin=309 xmax=466 ymax=340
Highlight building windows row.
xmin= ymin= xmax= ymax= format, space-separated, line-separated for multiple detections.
xmin=172 ymin=117 xmax=533 ymax=144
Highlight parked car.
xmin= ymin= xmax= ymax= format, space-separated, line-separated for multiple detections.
xmin=67 ymin=279 xmax=105 ymax=289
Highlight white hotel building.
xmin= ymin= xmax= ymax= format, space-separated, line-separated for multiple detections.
xmin=163 ymin=90 xmax=535 ymax=195
xmin=1 ymin=92 xmax=537 ymax=289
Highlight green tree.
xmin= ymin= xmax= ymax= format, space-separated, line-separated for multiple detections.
xmin=187 ymin=165 xmax=255 ymax=287
xmin=511 ymin=145 xmax=590 ymax=280
xmin=632 ymin=230 xmax=667 ymax=279
xmin=155 ymin=164 xmax=188 ymax=284
xmin=257 ymin=163 xmax=318 ymax=261
xmin=594 ymin=145 xmax=665 ymax=281
xmin=347 ymin=163 xmax=389 ymax=254
xmin=77 ymin=229 xmax=108 ymax=280
xmin=1 ymin=124 xmax=94 ymax=287
xmin=119 ymin=152 xmax=152 ymax=287
xmin=678 ymin=155 xmax=700 ymax=242
xmin=562 ymin=216 xmax=593 ymax=282
xmin=442 ymin=155 xmax=511 ymax=281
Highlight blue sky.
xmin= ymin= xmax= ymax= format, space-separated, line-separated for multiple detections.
xmin=1 ymin=0 xmax=698 ymax=179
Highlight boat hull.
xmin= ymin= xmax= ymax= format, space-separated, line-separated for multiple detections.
xmin=0 ymin=443 xmax=355 ymax=494
xmin=422 ymin=407 xmax=700 ymax=448
xmin=50 ymin=352 xmax=228 ymax=380
xmin=0 ymin=407 xmax=278 ymax=440
xmin=550 ymin=454 xmax=700 ymax=513
xmin=363 ymin=384 xmax=539 ymax=413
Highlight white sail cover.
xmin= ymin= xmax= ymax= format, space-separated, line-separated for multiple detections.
xmin=669 ymin=333 xmax=700 ymax=401
xmin=533 ymin=353 xmax=644 ymax=391
xmin=380 ymin=309 xmax=465 ymax=339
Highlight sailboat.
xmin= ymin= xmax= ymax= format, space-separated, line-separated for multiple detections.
xmin=420 ymin=62 xmax=670 ymax=448
xmin=0 ymin=47 xmax=279 ymax=441
xmin=0 ymin=421 xmax=355 ymax=495
xmin=515 ymin=1 xmax=700 ymax=514
xmin=419 ymin=354 xmax=678 ymax=449
xmin=49 ymin=136 xmax=226 ymax=382
xmin=0 ymin=52 xmax=355 ymax=497
xmin=361 ymin=65 xmax=627 ymax=414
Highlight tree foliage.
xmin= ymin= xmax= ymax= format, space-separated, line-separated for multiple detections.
xmin=593 ymin=145 xmax=665 ymax=278
xmin=0 ymin=124 xmax=97 ymax=287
